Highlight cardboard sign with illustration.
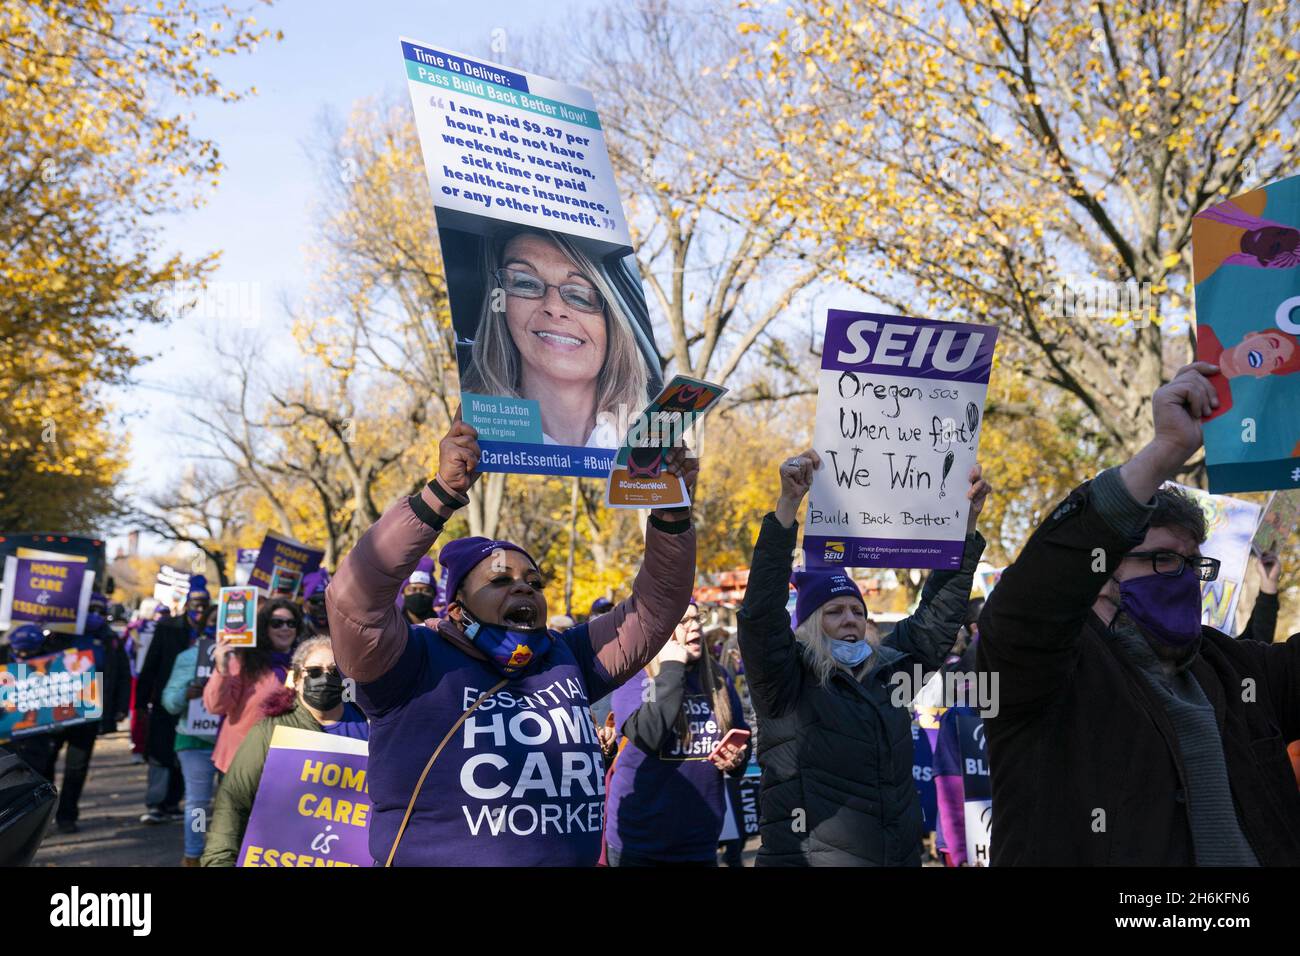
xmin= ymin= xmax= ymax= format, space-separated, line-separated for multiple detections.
xmin=217 ymin=586 xmax=258 ymax=648
xmin=605 ymin=375 xmax=727 ymax=509
xmin=1252 ymin=490 xmax=1300 ymax=556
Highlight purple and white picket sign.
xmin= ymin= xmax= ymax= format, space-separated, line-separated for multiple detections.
xmin=804 ymin=309 xmax=999 ymax=570
xmin=233 ymin=548 xmax=260 ymax=587
xmin=238 ymin=726 xmax=372 ymax=867
xmin=0 ymin=549 xmax=95 ymax=635
xmin=248 ymin=531 xmax=323 ymax=599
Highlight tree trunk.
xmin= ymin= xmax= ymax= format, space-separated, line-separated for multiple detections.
xmin=564 ymin=477 xmax=579 ymax=616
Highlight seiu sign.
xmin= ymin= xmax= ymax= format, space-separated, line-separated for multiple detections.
xmin=821 ymin=309 xmax=996 ymax=383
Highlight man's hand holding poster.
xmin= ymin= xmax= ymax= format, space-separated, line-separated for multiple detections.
xmin=804 ymin=309 xmax=998 ymax=570
xmin=403 ymin=39 xmax=663 ymax=478
xmin=1193 ymin=175 xmax=1300 ymax=493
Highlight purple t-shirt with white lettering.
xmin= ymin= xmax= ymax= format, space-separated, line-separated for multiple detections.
xmin=353 ymin=623 xmax=611 ymax=866
xmin=605 ymin=666 xmax=747 ymax=861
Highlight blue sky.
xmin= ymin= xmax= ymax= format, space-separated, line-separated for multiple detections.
xmin=112 ymin=0 xmax=606 ymax=551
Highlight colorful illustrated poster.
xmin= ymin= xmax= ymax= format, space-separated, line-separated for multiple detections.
xmin=403 ymin=38 xmax=663 ymax=477
xmin=804 ymin=310 xmax=998 ymax=570
xmin=604 ymin=375 xmax=726 ymax=509
xmin=0 ymin=648 xmax=98 ymax=743
xmin=217 ymin=586 xmax=258 ymax=648
xmin=180 ymin=637 xmax=220 ymax=737
xmin=1252 ymin=490 xmax=1300 ymax=555
xmin=238 ymin=726 xmax=372 ymax=868
xmin=248 ymin=532 xmax=323 ymax=598
xmin=0 ymin=549 xmax=95 ymax=635
xmin=1169 ymin=483 xmax=1262 ymax=635
xmin=1193 ymin=176 xmax=1300 ymax=493
xmin=612 ymin=375 xmax=728 ymax=468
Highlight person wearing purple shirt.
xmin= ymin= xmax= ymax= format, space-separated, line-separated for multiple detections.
xmin=326 ymin=419 xmax=699 ymax=866
xmin=606 ymin=602 xmax=751 ymax=866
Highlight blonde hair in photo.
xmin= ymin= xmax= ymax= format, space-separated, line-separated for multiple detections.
xmin=460 ymin=228 xmax=649 ymax=436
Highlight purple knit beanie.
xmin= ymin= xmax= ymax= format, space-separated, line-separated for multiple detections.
xmin=438 ymin=537 xmax=537 ymax=606
xmin=792 ymin=570 xmax=864 ymax=628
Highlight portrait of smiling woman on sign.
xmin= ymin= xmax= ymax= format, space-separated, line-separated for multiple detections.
xmin=442 ymin=214 xmax=662 ymax=471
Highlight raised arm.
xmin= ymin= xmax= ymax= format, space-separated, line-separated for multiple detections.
xmin=325 ymin=422 xmax=475 ymax=684
xmin=737 ymin=451 xmax=818 ymax=719
xmin=1244 ymin=553 xmax=1281 ymax=644
xmin=978 ymin=363 xmax=1219 ymax=718
xmin=584 ymin=447 xmax=699 ymax=692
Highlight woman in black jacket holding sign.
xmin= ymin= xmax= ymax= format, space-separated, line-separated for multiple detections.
xmin=737 ymin=449 xmax=990 ymax=866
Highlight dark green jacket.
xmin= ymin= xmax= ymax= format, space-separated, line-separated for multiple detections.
xmin=201 ymin=697 xmax=320 ymax=867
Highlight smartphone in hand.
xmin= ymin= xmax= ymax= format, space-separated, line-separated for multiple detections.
xmin=708 ymin=727 xmax=751 ymax=767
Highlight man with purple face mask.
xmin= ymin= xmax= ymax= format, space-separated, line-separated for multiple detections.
xmin=978 ymin=361 xmax=1300 ymax=866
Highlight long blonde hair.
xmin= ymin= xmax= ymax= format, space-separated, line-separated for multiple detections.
xmin=794 ymin=607 xmax=875 ymax=687
xmin=645 ymin=648 xmax=734 ymax=750
xmin=460 ymin=229 xmax=649 ymax=435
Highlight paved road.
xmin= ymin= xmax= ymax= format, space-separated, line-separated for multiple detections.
xmin=30 ymin=731 xmax=183 ymax=867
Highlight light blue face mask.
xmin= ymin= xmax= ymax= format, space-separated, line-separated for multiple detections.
xmin=829 ymin=637 xmax=872 ymax=667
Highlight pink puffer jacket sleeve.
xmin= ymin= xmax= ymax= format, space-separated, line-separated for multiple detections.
xmin=585 ymin=517 xmax=697 ymax=688
xmin=325 ymin=485 xmax=456 ymax=684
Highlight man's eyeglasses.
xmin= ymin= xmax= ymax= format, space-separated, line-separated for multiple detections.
xmin=1125 ymin=550 xmax=1221 ymax=582
xmin=494 ymin=268 xmax=604 ymax=313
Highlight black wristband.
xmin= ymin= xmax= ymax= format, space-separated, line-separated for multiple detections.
xmin=649 ymin=512 xmax=692 ymax=535
xmin=407 ymin=493 xmax=447 ymax=531
xmin=428 ymin=477 xmax=468 ymax=511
